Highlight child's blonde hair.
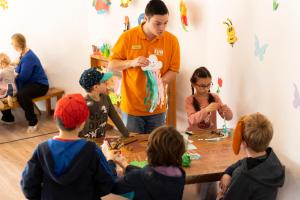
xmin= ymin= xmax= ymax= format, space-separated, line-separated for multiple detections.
xmin=0 ymin=53 xmax=11 ymax=67
xmin=243 ymin=113 xmax=273 ymax=152
xmin=11 ymin=33 xmax=27 ymax=51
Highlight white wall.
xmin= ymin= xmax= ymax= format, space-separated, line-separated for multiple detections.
xmin=1 ymin=0 xmax=299 ymax=198
xmin=0 ymin=0 xmax=89 ymax=93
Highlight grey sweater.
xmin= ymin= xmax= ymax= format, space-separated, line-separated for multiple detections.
xmin=79 ymin=94 xmax=129 ymax=138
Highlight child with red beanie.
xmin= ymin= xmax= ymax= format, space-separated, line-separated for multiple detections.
xmin=21 ymin=94 xmax=118 ymax=200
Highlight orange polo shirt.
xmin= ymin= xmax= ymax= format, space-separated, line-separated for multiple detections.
xmin=110 ymin=24 xmax=180 ymax=116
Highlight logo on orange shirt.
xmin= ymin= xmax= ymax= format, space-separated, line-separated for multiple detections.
xmin=131 ymin=44 xmax=142 ymax=50
xmin=154 ymin=48 xmax=164 ymax=56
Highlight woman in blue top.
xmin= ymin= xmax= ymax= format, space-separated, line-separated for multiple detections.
xmin=1 ymin=33 xmax=49 ymax=133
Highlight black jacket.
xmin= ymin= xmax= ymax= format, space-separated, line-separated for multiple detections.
xmin=112 ymin=166 xmax=186 ymax=200
xmin=223 ymin=148 xmax=285 ymax=200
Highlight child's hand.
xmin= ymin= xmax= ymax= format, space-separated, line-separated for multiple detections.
xmin=114 ymin=154 xmax=128 ymax=170
xmin=131 ymin=56 xmax=149 ymax=68
xmin=101 ymin=141 xmax=121 ymax=160
xmin=219 ymin=104 xmax=230 ymax=114
xmin=205 ymin=102 xmax=220 ymax=113
xmin=219 ymin=174 xmax=232 ymax=194
xmin=107 ymin=149 xmax=122 ymax=161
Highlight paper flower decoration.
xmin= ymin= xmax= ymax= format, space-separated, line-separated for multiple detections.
xmin=216 ymin=77 xmax=223 ymax=95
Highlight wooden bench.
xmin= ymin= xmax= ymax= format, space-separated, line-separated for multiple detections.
xmin=0 ymin=87 xmax=65 ymax=116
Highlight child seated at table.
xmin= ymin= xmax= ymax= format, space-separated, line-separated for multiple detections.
xmin=218 ymin=112 xmax=285 ymax=200
xmin=111 ymin=126 xmax=186 ymax=200
xmin=185 ymin=66 xmax=233 ymax=130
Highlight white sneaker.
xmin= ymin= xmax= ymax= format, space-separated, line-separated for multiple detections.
xmin=27 ymin=124 xmax=38 ymax=133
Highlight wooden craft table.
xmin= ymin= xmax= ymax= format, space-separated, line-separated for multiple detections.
xmin=120 ymin=129 xmax=246 ymax=184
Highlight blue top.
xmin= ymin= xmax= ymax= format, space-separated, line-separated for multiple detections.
xmin=15 ymin=49 xmax=49 ymax=89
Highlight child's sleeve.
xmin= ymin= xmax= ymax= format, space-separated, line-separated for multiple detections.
xmin=20 ymin=148 xmax=43 ymax=200
xmin=214 ymin=94 xmax=233 ymax=120
xmin=185 ymin=96 xmax=209 ymax=125
xmin=107 ymin=96 xmax=129 ymax=137
xmin=94 ymin=147 xmax=117 ymax=196
xmin=112 ymin=168 xmax=142 ymax=199
xmin=222 ymin=174 xmax=252 ymax=200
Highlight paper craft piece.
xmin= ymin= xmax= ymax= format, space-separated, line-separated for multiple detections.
xmin=93 ymin=0 xmax=111 ymax=14
xmin=124 ymin=16 xmax=130 ymax=32
xmin=180 ymin=0 xmax=189 ymax=31
xmin=138 ymin=13 xmax=145 ymax=25
xmin=216 ymin=77 xmax=223 ymax=95
xmin=273 ymin=0 xmax=279 ymax=11
xmin=142 ymin=55 xmax=165 ymax=112
xmin=100 ymin=43 xmax=111 ymax=58
xmin=223 ymin=18 xmax=238 ymax=47
xmin=0 ymin=0 xmax=8 ymax=9
xmin=254 ymin=35 xmax=268 ymax=61
xmin=141 ymin=55 xmax=162 ymax=71
xmin=188 ymin=153 xmax=201 ymax=160
xmin=109 ymin=92 xmax=121 ymax=105
xmin=293 ymin=83 xmax=300 ymax=109
xmin=222 ymin=123 xmax=228 ymax=134
xmin=182 ymin=153 xmax=191 ymax=167
xmin=130 ymin=160 xmax=148 ymax=168
xmin=187 ymin=143 xmax=197 ymax=150
xmin=120 ymin=0 xmax=132 ymax=8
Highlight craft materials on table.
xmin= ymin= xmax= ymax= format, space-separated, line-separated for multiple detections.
xmin=182 ymin=153 xmax=191 ymax=167
xmin=130 ymin=160 xmax=148 ymax=168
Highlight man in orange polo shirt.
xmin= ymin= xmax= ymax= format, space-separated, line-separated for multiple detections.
xmin=109 ymin=0 xmax=180 ymax=134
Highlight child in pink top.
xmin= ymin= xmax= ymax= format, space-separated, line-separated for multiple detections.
xmin=185 ymin=67 xmax=233 ymax=131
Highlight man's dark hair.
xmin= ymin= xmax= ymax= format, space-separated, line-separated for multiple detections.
xmin=145 ymin=0 xmax=169 ymax=18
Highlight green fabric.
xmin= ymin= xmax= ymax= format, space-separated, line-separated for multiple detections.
xmin=129 ymin=160 xmax=148 ymax=168
xmin=182 ymin=153 xmax=191 ymax=167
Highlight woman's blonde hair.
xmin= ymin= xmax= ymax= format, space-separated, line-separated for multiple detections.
xmin=0 ymin=53 xmax=11 ymax=67
xmin=11 ymin=33 xmax=26 ymax=50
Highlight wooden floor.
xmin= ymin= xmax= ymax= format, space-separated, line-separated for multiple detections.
xmin=0 ymin=110 xmax=203 ymax=200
